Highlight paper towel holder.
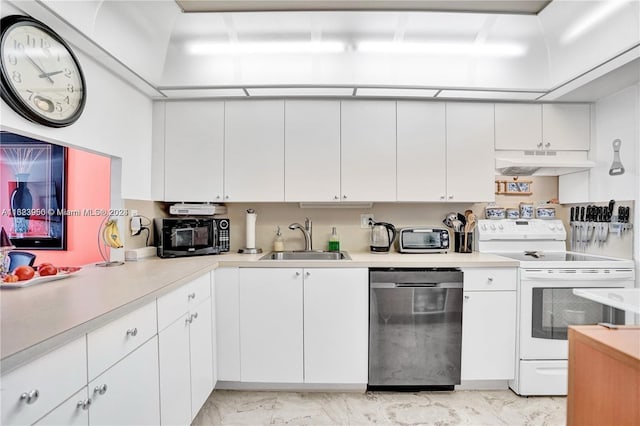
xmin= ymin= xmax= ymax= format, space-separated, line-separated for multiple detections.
xmin=239 ymin=208 xmax=263 ymax=254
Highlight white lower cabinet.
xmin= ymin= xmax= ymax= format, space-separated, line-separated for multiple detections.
xmin=88 ymin=336 xmax=160 ymax=426
xmin=303 ymin=268 xmax=368 ymax=384
xmin=34 ymin=388 xmax=89 ymax=426
xmin=158 ymin=276 xmax=214 ymax=424
xmin=239 ymin=268 xmax=304 ymax=383
xmin=234 ymin=267 xmax=369 ymax=385
xmin=215 ymin=267 xmax=241 ymax=381
xmin=461 ymin=268 xmax=517 ymax=381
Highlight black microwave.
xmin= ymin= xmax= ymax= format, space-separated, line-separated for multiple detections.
xmin=154 ymin=217 xmax=230 ymax=258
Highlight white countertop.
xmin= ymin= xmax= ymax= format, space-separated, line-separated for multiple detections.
xmin=1 ymin=251 xmax=517 ymax=373
xmin=573 ymin=288 xmax=640 ymax=315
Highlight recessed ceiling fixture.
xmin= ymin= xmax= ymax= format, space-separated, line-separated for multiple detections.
xmin=561 ymin=0 xmax=629 ymax=44
xmin=356 ymin=87 xmax=439 ymax=97
xmin=357 ymin=41 xmax=527 ymax=57
xmin=187 ymin=40 xmax=346 ymax=55
xmin=247 ymin=87 xmax=353 ymax=96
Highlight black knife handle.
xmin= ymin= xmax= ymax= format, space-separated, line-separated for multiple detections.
xmin=580 ymin=206 xmax=585 ymax=221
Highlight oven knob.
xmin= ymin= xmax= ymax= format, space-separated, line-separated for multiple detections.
xmin=498 ymin=224 xmax=504 ymax=230
xmin=481 ymin=224 xmax=487 ymax=231
xmin=548 ymin=224 xmax=555 ymax=230
xmin=490 ymin=224 xmax=496 ymax=230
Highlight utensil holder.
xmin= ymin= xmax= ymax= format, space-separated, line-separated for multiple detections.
xmin=454 ymin=232 xmax=473 ymax=253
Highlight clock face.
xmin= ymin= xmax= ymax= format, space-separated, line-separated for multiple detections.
xmin=0 ymin=16 xmax=86 ymax=127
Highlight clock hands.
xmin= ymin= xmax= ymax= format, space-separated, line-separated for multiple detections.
xmin=23 ymin=51 xmax=54 ymax=83
xmin=38 ymin=70 xmax=64 ymax=78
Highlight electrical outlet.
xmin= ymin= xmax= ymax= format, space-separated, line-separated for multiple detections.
xmin=360 ymin=214 xmax=375 ymax=229
xmin=130 ymin=216 xmax=142 ymax=236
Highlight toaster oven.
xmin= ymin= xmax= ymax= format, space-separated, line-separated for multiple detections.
xmin=397 ymin=227 xmax=450 ymax=253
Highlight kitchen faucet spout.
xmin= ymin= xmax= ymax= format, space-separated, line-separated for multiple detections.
xmin=289 ymin=218 xmax=313 ymax=251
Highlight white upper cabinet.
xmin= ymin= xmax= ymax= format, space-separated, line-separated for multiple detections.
xmin=164 ymin=101 xmax=225 ymax=202
xmin=446 ymin=103 xmax=496 ymax=202
xmin=542 ymin=104 xmax=590 ymax=151
xmin=285 ymin=100 xmax=341 ymax=202
xmin=224 ymin=100 xmax=285 ymax=202
xmin=341 ymin=101 xmax=397 ymax=202
xmin=495 ymin=104 xmax=543 ymax=151
xmin=397 ymin=101 xmax=447 ymax=201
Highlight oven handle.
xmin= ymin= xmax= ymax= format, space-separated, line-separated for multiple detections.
xmin=522 ymin=272 xmax=635 ymax=281
xmin=370 ymin=282 xmax=462 ymax=289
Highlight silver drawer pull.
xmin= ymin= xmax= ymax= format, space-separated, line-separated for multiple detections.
xmin=126 ymin=328 xmax=138 ymax=337
xmin=94 ymin=384 xmax=108 ymax=395
xmin=77 ymin=399 xmax=92 ymax=410
xmin=187 ymin=293 xmax=196 ymax=300
xmin=487 ymin=277 xmax=494 ymax=283
xmin=191 ymin=312 xmax=198 ymax=321
xmin=464 ymin=295 xmax=470 ymax=300
xmin=185 ymin=317 xmax=193 ymax=325
xmin=20 ymin=389 xmax=39 ymax=404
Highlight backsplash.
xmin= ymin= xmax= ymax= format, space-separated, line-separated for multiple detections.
xmin=123 ymin=199 xmax=166 ymax=249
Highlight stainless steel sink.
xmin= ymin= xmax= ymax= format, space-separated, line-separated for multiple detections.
xmin=259 ymin=251 xmax=351 ymax=261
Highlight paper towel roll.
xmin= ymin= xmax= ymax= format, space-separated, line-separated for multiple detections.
xmin=245 ymin=209 xmax=256 ymax=249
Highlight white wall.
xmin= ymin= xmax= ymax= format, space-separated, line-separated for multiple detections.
xmin=0 ymin=6 xmax=154 ymax=200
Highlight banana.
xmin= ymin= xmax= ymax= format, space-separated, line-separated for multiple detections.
xmin=102 ymin=219 xmax=124 ymax=249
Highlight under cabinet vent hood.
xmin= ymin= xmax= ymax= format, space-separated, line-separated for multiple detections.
xmin=495 ymin=151 xmax=595 ymax=176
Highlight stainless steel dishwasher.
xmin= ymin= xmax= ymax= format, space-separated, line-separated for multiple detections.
xmin=369 ymin=268 xmax=463 ymax=390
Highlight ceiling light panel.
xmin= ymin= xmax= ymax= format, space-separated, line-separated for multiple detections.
xmin=438 ymin=90 xmax=542 ymax=100
xmin=187 ymin=40 xmax=346 ymax=55
xmin=247 ymin=87 xmax=353 ymax=96
xmin=357 ymin=41 xmax=527 ymax=57
xmin=356 ymin=88 xmax=438 ymax=97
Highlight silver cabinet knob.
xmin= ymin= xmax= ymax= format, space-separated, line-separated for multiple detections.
xmin=224 ymin=195 xmax=230 ymax=200
xmin=342 ymin=195 xmax=347 ymax=199
xmin=190 ymin=312 xmax=198 ymax=322
xmin=295 ymin=272 xmax=301 ymax=277
xmin=93 ymin=384 xmax=108 ymax=395
xmin=77 ymin=399 xmax=92 ymax=410
xmin=305 ymin=271 xmax=311 ymax=277
xmin=185 ymin=317 xmax=192 ymax=325
xmin=448 ymin=195 xmax=454 ymax=200
xmin=487 ymin=277 xmax=494 ymax=283
xmin=187 ymin=293 xmax=196 ymax=300
xmin=464 ymin=295 xmax=470 ymax=300
xmin=545 ymin=142 xmax=551 ymax=148
xmin=20 ymin=389 xmax=39 ymax=404
xmin=537 ymin=142 xmax=543 ymax=149
xmin=440 ymin=196 xmax=445 ymax=200
xmin=216 ymin=195 xmax=221 ymax=200
xmin=334 ymin=195 xmax=339 ymax=200
xmin=126 ymin=328 xmax=138 ymax=337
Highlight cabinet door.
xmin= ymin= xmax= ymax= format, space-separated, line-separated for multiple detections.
xmin=495 ymin=104 xmax=542 ymax=150
xmin=224 ymin=100 xmax=285 ymax=201
xmin=396 ymin=101 xmax=446 ymax=201
xmin=285 ymin=100 xmax=341 ymax=202
xmin=189 ymin=298 xmax=214 ymax=419
xmin=446 ymin=103 xmax=495 ymax=202
xmin=341 ymin=100 xmax=396 ymax=201
xmin=239 ymin=268 xmax=303 ymax=383
xmin=164 ymin=101 xmax=224 ymax=202
xmin=158 ymin=314 xmax=191 ymax=426
xmin=303 ymin=268 xmax=368 ymax=384
xmin=542 ymin=104 xmax=590 ymax=150
xmin=461 ymin=291 xmax=516 ymax=380
xmin=215 ymin=267 xmax=240 ymax=381
xmin=34 ymin=388 xmax=89 ymax=426
xmin=89 ymin=337 xmax=160 ymax=426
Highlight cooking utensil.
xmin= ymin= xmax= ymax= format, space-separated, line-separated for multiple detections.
xmin=608 ymin=139 xmax=625 ymax=176
xmin=443 ymin=212 xmax=458 ymax=229
xmin=462 ymin=212 xmax=476 ymax=251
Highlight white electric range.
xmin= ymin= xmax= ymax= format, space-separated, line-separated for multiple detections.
xmin=477 ymin=219 xmax=635 ymax=396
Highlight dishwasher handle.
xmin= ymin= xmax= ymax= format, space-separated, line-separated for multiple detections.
xmin=371 ymin=282 xmax=462 ymax=289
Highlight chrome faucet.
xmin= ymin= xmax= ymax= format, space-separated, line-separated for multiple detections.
xmin=289 ymin=217 xmax=313 ymax=251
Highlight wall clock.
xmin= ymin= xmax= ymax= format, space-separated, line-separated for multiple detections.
xmin=0 ymin=15 xmax=86 ymax=128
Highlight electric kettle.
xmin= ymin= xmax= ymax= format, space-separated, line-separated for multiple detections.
xmin=370 ymin=222 xmax=397 ymax=253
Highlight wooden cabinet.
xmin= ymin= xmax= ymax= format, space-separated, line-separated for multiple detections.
xmin=88 ymin=337 xmax=160 ymax=426
xmin=341 ymin=100 xmax=397 ymax=201
xmin=495 ymin=104 xmax=542 ymax=151
xmin=461 ymin=268 xmax=517 ymax=381
xmin=239 ymin=268 xmax=304 ymax=382
xmin=164 ymin=101 xmax=225 ymax=202
xmin=34 ymin=388 xmax=89 ymax=426
xmin=303 ymin=268 xmax=368 ymax=384
xmin=224 ymin=100 xmax=285 ymax=201
xmin=285 ymin=100 xmax=341 ymax=202
xmin=157 ymin=274 xmax=214 ymax=424
xmin=215 ymin=267 xmax=241 ymax=382
xmin=446 ymin=103 xmax=495 ymax=202
xmin=1 ymin=337 xmax=87 ymax=426
xmin=495 ymin=103 xmax=590 ymax=151
xmin=567 ymin=326 xmax=640 ymax=426
xmin=396 ymin=101 xmax=447 ymax=201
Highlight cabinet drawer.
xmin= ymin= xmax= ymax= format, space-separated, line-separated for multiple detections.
xmin=158 ymin=273 xmax=211 ymax=331
xmin=1 ymin=337 xmax=87 ymax=426
xmin=87 ymin=302 xmax=157 ymax=380
xmin=34 ymin=387 xmax=89 ymax=426
xmin=463 ymin=268 xmax=517 ymax=291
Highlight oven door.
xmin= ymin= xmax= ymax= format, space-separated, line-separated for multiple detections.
xmin=519 ymin=268 xmax=634 ymax=360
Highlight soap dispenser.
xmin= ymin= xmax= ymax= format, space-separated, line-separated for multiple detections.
xmin=273 ymin=226 xmax=285 ymax=252
xmin=328 ymin=227 xmax=340 ymax=252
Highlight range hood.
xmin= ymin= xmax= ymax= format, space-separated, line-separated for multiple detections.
xmin=495 ymin=151 xmax=595 ymax=176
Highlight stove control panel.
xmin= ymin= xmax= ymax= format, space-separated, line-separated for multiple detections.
xmin=477 ymin=219 xmax=566 ymax=240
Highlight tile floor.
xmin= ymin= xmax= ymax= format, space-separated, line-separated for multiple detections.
xmin=191 ymin=390 xmax=566 ymax=425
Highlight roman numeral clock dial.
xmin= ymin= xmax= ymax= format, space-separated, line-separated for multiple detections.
xmin=1 ymin=15 xmax=86 ymax=127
